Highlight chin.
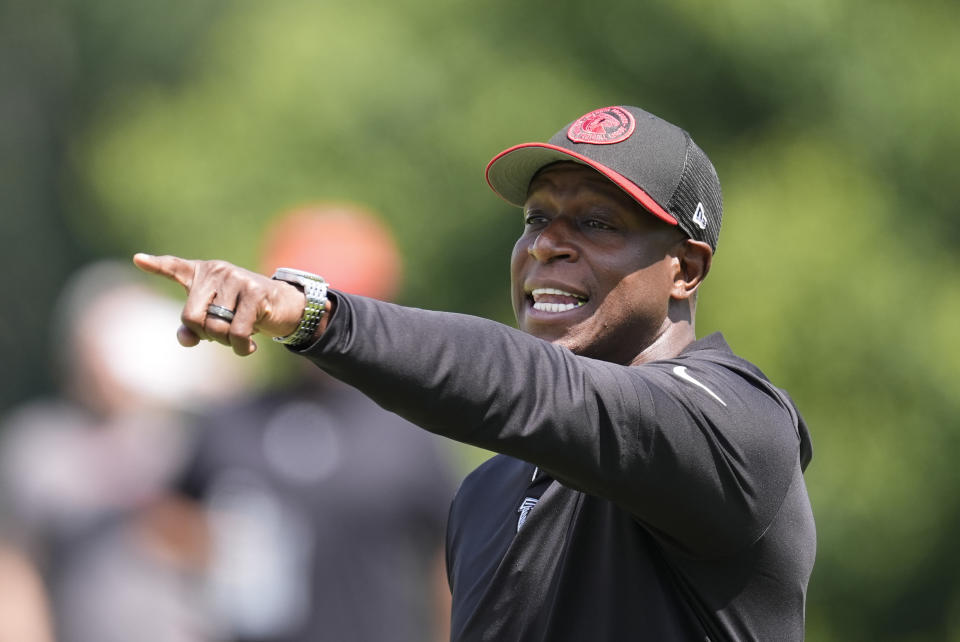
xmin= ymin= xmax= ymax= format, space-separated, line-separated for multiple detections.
xmin=520 ymin=319 xmax=581 ymax=350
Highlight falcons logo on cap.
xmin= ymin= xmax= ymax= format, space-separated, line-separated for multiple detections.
xmin=567 ymin=106 xmax=636 ymax=145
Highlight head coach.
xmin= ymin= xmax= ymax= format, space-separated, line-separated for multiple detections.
xmin=135 ymin=105 xmax=816 ymax=641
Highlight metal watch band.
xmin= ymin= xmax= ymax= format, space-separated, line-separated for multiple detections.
xmin=271 ymin=268 xmax=328 ymax=348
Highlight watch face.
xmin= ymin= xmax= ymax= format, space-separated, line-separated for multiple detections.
xmin=274 ymin=267 xmax=325 ymax=284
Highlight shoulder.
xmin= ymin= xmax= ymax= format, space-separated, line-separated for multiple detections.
xmin=626 ymin=333 xmax=809 ymax=466
xmin=631 ymin=333 xmax=795 ymax=418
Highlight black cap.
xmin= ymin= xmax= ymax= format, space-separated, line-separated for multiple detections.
xmin=485 ymin=105 xmax=723 ymax=251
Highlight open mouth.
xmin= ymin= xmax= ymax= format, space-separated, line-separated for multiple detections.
xmin=529 ymin=287 xmax=588 ymax=313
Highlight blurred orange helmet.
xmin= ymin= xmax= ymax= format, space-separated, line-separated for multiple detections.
xmin=259 ymin=203 xmax=403 ymax=301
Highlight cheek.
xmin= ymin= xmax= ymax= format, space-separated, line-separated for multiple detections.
xmin=510 ymin=235 xmax=528 ymax=264
xmin=618 ymin=260 xmax=675 ymax=310
xmin=509 ymin=239 xmax=529 ymax=285
xmin=509 ymin=239 xmax=528 ymax=313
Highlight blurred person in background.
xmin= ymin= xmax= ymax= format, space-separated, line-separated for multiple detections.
xmin=0 ymin=537 xmax=55 ymax=642
xmin=173 ymin=204 xmax=457 ymax=642
xmin=0 ymin=468 xmax=53 ymax=642
xmin=0 ymin=260 xmax=250 ymax=642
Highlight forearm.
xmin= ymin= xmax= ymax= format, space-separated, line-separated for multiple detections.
xmin=298 ymin=293 xmax=637 ymax=467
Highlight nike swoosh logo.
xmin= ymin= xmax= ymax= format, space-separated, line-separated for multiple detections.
xmin=672 ymin=365 xmax=727 ymax=407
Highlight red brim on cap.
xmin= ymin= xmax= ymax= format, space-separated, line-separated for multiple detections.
xmin=484 ymin=142 xmax=679 ymax=226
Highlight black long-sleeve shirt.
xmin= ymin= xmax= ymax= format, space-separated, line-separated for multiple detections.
xmin=298 ymin=292 xmax=816 ymax=641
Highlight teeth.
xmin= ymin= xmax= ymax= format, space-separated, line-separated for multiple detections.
xmin=533 ymin=301 xmax=583 ymax=313
xmin=529 ymin=287 xmax=587 ymax=313
xmin=531 ymin=287 xmax=583 ymax=299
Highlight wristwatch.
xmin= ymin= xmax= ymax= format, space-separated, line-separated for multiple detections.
xmin=271 ymin=267 xmax=329 ymax=347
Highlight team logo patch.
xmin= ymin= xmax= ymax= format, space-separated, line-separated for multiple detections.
xmin=517 ymin=497 xmax=539 ymax=532
xmin=567 ymin=106 xmax=636 ymax=145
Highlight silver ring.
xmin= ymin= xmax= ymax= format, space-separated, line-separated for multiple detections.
xmin=206 ymin=303 xmax=236 ymax=322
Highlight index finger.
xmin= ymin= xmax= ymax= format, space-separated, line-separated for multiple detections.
xmin=133 ymin=253 xmax=197 ymax=291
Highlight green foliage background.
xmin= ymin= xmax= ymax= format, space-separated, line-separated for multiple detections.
xmin=2 ymin=0 xmax=959 ymax=638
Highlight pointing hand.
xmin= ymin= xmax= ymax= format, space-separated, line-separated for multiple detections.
xmin=132 ymin=253 xmax=314 ymax=356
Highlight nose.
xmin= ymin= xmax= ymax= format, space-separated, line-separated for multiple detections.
xmin=527 ymin=219 xmax=579 ymax=263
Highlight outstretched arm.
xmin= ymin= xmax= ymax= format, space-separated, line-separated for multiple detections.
xmin=135 ymin=254 xmax=798 ymax=556
xmin=132 ymin=253 xmax=330 ymax=355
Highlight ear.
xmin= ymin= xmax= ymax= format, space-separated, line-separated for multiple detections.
xmin=670 ymin=239 xmax=712 ymax=300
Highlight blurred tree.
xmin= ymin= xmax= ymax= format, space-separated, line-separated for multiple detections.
xmin=701 ymin=137 xmax=960 ymax=640
xmin=0 ymin=0 xmax=84 ymax=410
xmin=0 ymin=0 xmax=230 ymax=409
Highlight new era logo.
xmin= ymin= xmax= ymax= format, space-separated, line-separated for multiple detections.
xmin=692 ymin=202 xmax=708 ymax=230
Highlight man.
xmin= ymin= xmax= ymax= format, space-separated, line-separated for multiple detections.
xmin=135 ymin=105 xmax=816 ymax=641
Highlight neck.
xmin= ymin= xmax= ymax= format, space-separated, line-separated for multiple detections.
xmin=629 ymin=322 xmax=696 ymax=365
xmin=629 ymin=299 xmax=697 ymax=365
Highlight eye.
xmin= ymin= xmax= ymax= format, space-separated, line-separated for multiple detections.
xmin=523 ymin=211 xmax=549 ymax=227
xmin=584 ymin=218 xmax=615 ymax=231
